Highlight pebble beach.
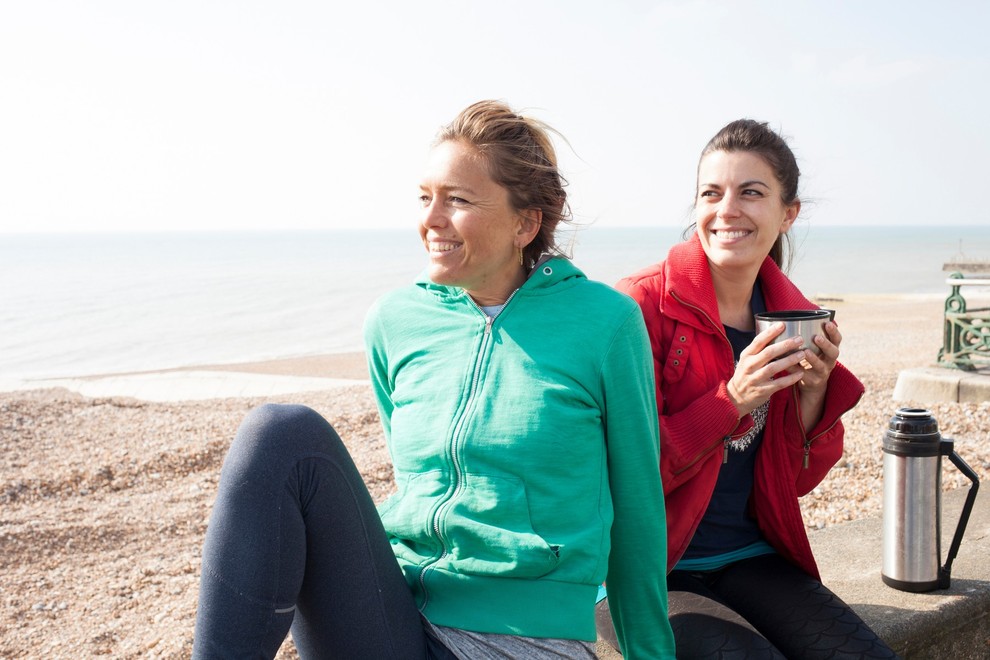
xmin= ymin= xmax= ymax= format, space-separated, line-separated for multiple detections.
xmin=3 ymin=294 xmax=989 ymax=658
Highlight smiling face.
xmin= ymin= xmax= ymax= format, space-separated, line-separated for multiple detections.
xmin=695 ymin=149 xmax=800 ymax=278
xmin=418 ymin=139 xmax=538 ymax=306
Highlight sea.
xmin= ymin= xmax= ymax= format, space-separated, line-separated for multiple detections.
xmin=3 ymin=225 xmax=990 ymax=382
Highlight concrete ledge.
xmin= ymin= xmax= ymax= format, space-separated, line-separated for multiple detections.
xmin=811 ymin=487 xmax=988 ymax=658
xmin=596 ymin=487 xmax=988 ymax=658
xmin=893 ymin=366 xmax=990 ymax=403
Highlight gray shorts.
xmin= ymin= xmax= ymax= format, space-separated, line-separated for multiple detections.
xmin=425 ymin=620 xmax=598 ymax=659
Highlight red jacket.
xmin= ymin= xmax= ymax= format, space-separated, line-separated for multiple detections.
xmin=617 ymin=235 xmax=864 ymax=579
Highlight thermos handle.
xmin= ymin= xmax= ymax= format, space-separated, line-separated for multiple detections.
xmin=938 ymin=439 xmax=981 ymax=589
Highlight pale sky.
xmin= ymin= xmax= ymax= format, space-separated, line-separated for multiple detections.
xmin=1 ymin=0 xmax=987 ymax=233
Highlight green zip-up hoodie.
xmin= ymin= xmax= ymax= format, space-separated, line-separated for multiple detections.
xmin=364 ymin=258 xmax=674 ymax=659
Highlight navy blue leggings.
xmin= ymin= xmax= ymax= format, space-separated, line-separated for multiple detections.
xmin=192 ymin=404 xmax=453 ymax=659
xmin=666 ymin=554 xmax=899 ymax=659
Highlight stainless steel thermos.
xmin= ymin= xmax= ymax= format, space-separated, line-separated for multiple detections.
xmin=882 ymin=408 xmax=980 ymax=592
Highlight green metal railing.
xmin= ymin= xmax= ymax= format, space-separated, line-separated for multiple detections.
xmin=937 ymin=272 xmax=990 ymax=370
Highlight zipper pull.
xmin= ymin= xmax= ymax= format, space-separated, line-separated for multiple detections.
xmin=484 ymin=315 xmax=493 ymax=335
xmin=802 ymin=443 xmax=810 ymax=469
xmin=723 ymin=437 xmax=730 ymax=464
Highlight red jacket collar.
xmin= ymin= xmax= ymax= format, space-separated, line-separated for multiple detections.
xmin=663 ymin=233 xmax=817 ymax=325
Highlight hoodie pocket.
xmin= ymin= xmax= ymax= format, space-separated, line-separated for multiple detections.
xmin=444 ymin=473 xmax=560 ymax=578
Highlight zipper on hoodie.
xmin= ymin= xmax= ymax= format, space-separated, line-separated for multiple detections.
xmin=416 ymin=290 xmax=518 ymax=610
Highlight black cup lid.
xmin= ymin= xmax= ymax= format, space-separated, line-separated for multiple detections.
xmin=755 ymin=309 xmax=831 ymax=321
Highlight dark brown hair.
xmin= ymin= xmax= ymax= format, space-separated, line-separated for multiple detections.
xmin=436 ymin=100 xmax=571 ymax=268
xmin=693 ymin=119 xmax=801 ymax=270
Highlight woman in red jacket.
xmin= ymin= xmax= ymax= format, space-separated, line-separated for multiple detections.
xmin=603 ymin=120 xmax=897 ymax=658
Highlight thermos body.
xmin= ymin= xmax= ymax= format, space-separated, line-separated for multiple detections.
xmin=882 ymin=451 xmax=942 ymax=590
xmin=881 ymin=408 xmax=980 ymax=593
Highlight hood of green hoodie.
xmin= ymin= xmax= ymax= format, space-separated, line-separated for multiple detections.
xmin=414 ymin=256 xmax=585 ymax=302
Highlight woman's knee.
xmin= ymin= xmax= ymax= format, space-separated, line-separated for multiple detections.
xmin=224 ymin=404 xmax=341 ymax=480
xmin=244 ymin=402 xmax=326 ymax=435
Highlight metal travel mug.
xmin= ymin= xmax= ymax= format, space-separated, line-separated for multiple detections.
xmin=881 ymin=408 xmax=980 ymax=592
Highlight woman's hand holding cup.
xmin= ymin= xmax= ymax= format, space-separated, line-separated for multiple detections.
xmin=794 ymin=321 xmax=841 ymax=394
xmin=727 ymin=322 xmax=810 ymax=419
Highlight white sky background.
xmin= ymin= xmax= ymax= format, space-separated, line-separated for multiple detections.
xmin=1 ymin=0 xmax=987 ymax=233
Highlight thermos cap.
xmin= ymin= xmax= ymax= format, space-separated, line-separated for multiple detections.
xmin=888 ymin=407 xmax=939 ymax=436
xmin=884 ymin=408 xmax=942 ymax=454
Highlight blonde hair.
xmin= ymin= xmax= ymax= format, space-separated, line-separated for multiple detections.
xmin=437 ymin=100 xmax=571 ymax=268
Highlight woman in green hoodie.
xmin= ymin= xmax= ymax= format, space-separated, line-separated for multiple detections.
xmin=193 ymin=100 xmax=674 ymax=659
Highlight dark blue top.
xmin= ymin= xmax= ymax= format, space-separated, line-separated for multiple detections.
xmin=680 ymin=284 xmax=770 ymax=561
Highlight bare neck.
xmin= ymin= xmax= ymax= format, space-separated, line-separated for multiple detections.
xmin=711 ymin=266 xmax=759 ymax=331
